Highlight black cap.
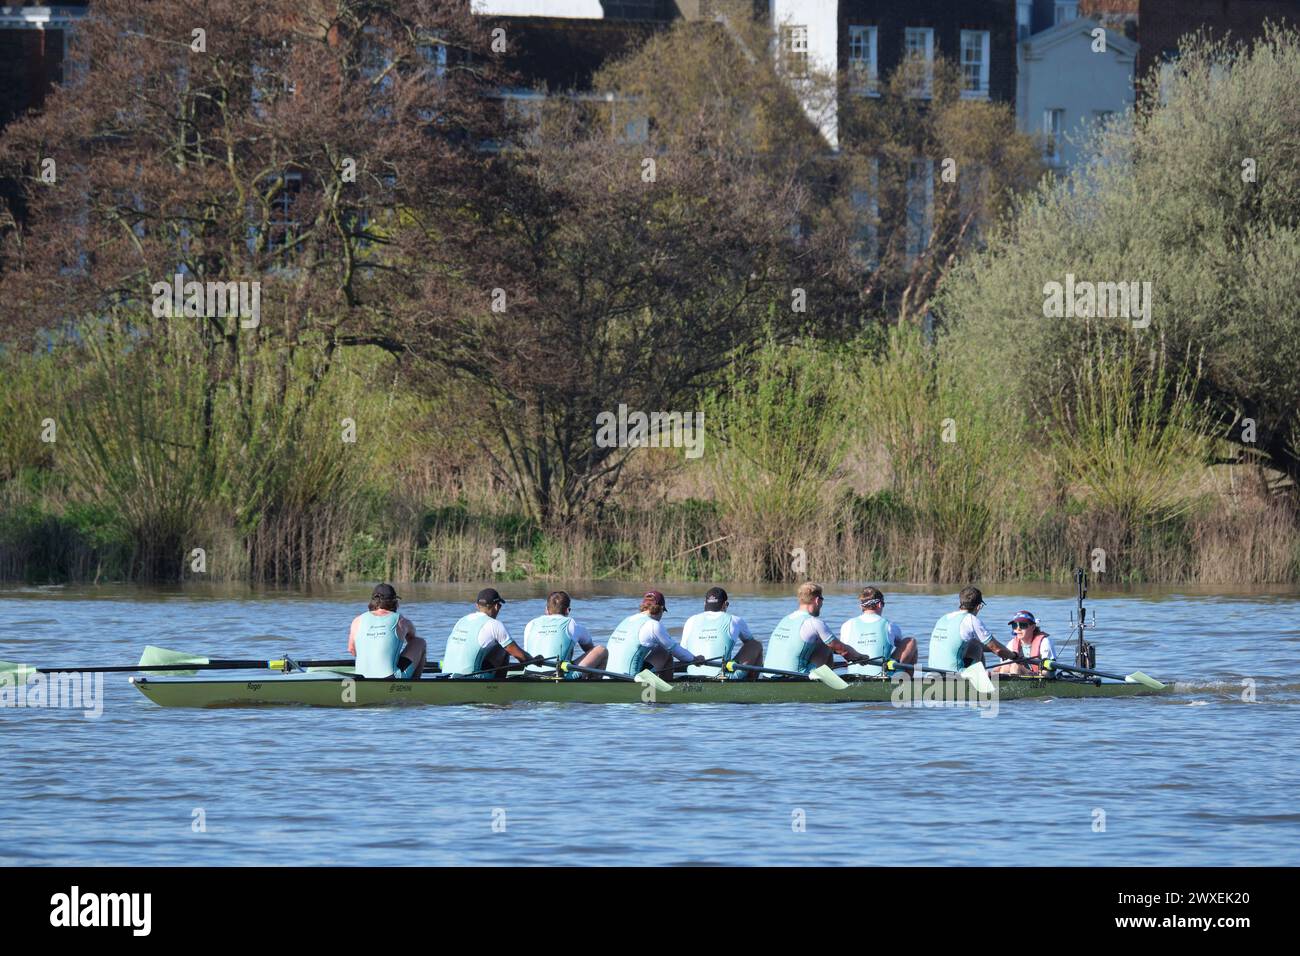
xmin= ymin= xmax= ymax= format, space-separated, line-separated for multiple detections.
xmin=371 ymin=583 xmax=399 ymax=602
xmin=704 ymin=587 xmax=728 ymax=610
xmin=476 ymin=587 xmax=505 ymax=606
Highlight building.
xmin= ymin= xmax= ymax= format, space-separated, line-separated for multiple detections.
xmin=1018 ymin=15 xmax=1137 ymax=169
xmin=1137 ymin=0 xmax=1300 ymax=92
xmin=0 ymin=4 xmax=87 ymax=129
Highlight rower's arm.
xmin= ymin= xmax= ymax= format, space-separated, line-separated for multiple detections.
xmin=984 ymin=636 xmax=1017 ymax=660
xmin=827 ymin=638 xmax=868 ymax=663
xmin=505 ymin=641 xmax=531 ymax=663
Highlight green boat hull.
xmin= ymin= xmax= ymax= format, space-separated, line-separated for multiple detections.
xmin=130 ymin=672 xmax=1171 ymax=708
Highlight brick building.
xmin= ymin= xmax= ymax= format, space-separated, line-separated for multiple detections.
xmin=1136 ymin=0 xmax=1300 ymax=84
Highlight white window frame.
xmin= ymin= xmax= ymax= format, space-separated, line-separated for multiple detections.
xmin=267 ymin=171 xmax=303 ymax=259
xmin=959 ymin=30 xmax=990 ymax=99
xmin=1055 ymin=2 xmax=1079 ymax=25
xmin=1017 ymin=1 xmax=1033 ymax=41
xmin=905 ymin=158 xmax=934 ymax=263
xmin=904 ymin=27 xmax=934 ymax=98
xmin=850 ymin=157 xmax=880 ymax=266
xmin=781 ymin=24 xmax=810 ymax=79
xmin=1043 ymin=108 xmax=1065 ymax=165
xmin=847 ymin=25 xmax=878 ymax=96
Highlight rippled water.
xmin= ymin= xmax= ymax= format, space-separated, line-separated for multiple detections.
xmin=2 ymin=581 xmax=1298 ymax=865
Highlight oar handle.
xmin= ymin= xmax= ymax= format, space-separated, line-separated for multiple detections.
xmin=437 ymin=656 xmax=557 ymax=680
xmin=719 ymin=661 xmax=821 ymax=680
xmin=557 ymin=661 xmax=641 ymax=682
xmin=669 ymin=656 xmax=725 ymax=672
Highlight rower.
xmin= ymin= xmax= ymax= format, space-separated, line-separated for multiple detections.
xmin=348 ymin=583 xmax=428 ymax=679
xmin=605 ymin=591 xmax=704 ymax=678
xmin=838 ymin=586 xmax=917 ymax=676
xmin=991 ymin=610 xmax=1055 ymax=675
xmin=523 ymin=590 xmax=608 ymax=678
xmin=681 ymin=587 xmax=763 ymax=679
xmin=442 ymin=588 xmax=536 ymax=678
xmin=765 ymin=582 xmax=873 ymax=676
xmin=927 ymin=586 xmax=1017 ymax=673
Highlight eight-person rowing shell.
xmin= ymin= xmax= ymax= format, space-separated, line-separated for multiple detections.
xmin=352 ymin=581 xmax=1063 ymax=683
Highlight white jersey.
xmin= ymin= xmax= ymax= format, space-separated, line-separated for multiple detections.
xmin=682 ymin=611 xmax=754 ymax=677
xmin=522 ymin=614 xmax=593 ymax=672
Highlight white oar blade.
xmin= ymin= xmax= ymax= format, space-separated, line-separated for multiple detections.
xmin=1124 ymin=671 xmax=1166 ymax=690
xmin=633 ymin=670 xmax=674 ymax=693
xmin=809 ymin=665 xmax=849 ymax=691
xmin=960 ymin=662 xmax=995 ymax=694
xmin=0 ymin=660 xmax=37 ymax=685
xmin=139 ymin=645 xmax=209 ymax=676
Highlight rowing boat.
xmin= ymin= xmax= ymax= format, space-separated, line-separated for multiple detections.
xmin=129 ymin=671 xmax=1173 ymax=708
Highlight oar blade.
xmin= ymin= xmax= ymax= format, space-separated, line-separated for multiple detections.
xmin=633 ymin=669 xmax=674 ymax=694
xmin=809 ymin=665 xmax=849 ymax=691
xmin=0 ymin=660 xmax=37 ymax=685
xmin=960 ymin=662 xmax=995 ymax=694
xmin=1124 ymin=671 xmax=1166 ymax=690
xmin=139 ymin=645 xmax=209 ymax=676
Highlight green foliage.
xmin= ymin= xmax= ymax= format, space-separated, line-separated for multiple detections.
xmin=936 ymin=26 xmax=1300 ymax=480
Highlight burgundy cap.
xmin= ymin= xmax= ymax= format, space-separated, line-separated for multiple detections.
xmin=1007 ymin=610 xmax=1037 ymax=625
xmin=643 ymin=590 xmax=667 ymax=608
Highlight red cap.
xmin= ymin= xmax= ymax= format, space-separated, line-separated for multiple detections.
xmin=643 ymin=590 xmax=667 ymax=609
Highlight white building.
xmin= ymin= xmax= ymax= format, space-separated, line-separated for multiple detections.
xmin=1017 ymin=16 xmax=1138 ymax=170
xmin=769 ymin=0 xmax=839 ymax=150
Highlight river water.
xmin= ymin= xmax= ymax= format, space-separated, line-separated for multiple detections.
xmin=2 ymin=582 xmax=1297 ymax=866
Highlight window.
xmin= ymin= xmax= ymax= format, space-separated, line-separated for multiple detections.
xmin=1017 ymin=1 xmax=1033 ymax=41
xmin=418 ymin=40 xmax=447 ymax=79
xmin=904 ymin=27 xmax=934 ymax=98
xmin=611 ymin=99 xmax=649 ymax=144
xmin=850 ymin=157 xmax=879 ymax=266
xmin=1054 ymin=2 xmax=1079 ymax=25
xmin=267 ymin=171 xmax=303 ymax=260
xmin=847 ymin=25 xmax=878 ymax=95
xmin=1043 ymin=108 xmax=1064 ymax=164
xmin=905 ymin=158 xmax=933 ymax=263
xmin=781 ymin=25 xmax=809 ymax=79
xmin=960 ymin=30 xmax=990 ymax=99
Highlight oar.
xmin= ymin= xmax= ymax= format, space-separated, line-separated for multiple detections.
xmin=669 ymin=656 xmax=725 ymax=673
xmin=718 ymin=661 xmax=849 ymax=691
xmin=0 ymin=644 xmax=357 ymax=680
xmin=1042 ymin=659 xmax=1165 ymax=689
xmin=557 ymin=661 xmax=674 ymax=693
xmin=881 ymin=660 xmax=995 ymax=694
xmin=435 ymin=656 xmax=557 ymax=680
xmin=977 ymin=655 xmax=1164 ymax=690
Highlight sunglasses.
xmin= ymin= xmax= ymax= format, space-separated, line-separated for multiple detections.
xmin=1010 ymin=621 xmax=1032 ymax=629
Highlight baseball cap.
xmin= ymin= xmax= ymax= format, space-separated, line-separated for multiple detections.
xmin=476 ymin=587 xmax=506 ymax=606
xmin=704 ymin=587 xmax=728 ymax=610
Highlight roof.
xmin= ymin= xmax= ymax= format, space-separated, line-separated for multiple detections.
xmin=1021 ymin=15 xmax=1139 ymax=61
